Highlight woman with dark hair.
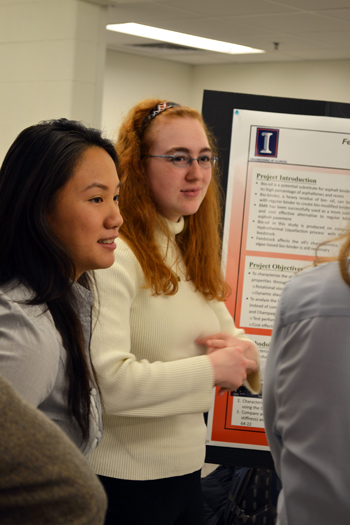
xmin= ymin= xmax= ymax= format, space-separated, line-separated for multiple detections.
xmin=0 ymin=118 xmax=123 ymax=454
xmin=87 ymin=99 xmax=260 ymax=524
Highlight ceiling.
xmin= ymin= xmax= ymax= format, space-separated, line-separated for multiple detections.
xmin=86 ymin=0 xmax=350 ymax=65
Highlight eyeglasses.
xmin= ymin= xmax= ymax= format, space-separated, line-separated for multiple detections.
xmin=147 ymin=152 xmax=218 ymax=169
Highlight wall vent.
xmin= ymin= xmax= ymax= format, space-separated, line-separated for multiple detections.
xmin=128 ymin=42 xmax=203 ymax=52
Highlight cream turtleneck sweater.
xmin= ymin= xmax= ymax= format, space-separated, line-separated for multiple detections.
xmin=88 ymin=217 xmax=259 ymax=480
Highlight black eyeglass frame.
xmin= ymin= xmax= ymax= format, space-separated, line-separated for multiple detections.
xmin=147 ymin=153 xmax=218 ymax=169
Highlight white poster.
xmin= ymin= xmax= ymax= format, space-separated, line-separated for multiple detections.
xmin=206 ymin=110 xmax=350 ymax=450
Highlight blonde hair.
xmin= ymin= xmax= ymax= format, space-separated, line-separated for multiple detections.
xmin=315 ymin=230 xmax=350 ymax=286
xmin=116 ymin=98 xmax=230 ymax=300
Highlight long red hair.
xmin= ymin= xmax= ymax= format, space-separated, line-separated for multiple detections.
xmin=116 ymin=98 xmax=230 ymax=300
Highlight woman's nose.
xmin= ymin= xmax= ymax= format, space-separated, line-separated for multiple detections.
xmin=107 ymin=202 xmax=123 ymax=229
xmin=186 ymin=159 xmax=204 ymax=179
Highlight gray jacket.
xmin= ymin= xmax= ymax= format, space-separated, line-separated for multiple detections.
xmin=0 ymin=280 xmax=102 ymax=455
xmin=263 ymin=261 xmax=350 ymax=524
xmin=0 ymin=374 xmax=107 ymax=523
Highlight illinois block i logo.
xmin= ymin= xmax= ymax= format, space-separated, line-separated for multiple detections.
xmin=255 ymin=128 xmax=279 ymax=158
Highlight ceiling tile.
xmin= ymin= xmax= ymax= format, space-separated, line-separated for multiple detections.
xmin=232 ymin=12 xmax=350 ymax=33
xmin=269 ymin=0 xmax=350 ymax=9
xmin=106 ymin=2 xmax=200 ymax=24
xmin=156 ymin=0 xmax=294 ymax=17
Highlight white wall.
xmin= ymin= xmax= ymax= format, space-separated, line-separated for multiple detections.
xmin=0 ymin=0 xmax=107 ymax=163
xmin=102 ymin=51 xmax=350 ymax=140
xmin=101 ymin=50 xmax=194 ymax=140
xmin=191 ymin=59 xmax=350 ymax=110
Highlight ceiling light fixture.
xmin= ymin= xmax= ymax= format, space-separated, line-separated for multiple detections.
xmin=107 ymin=23 xmax=265 ymax=55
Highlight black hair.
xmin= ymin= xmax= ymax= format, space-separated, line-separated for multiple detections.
xmin=0 ymin=118 xmax=118 ymax=443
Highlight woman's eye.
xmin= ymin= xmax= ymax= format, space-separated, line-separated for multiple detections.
xmin=90 ymin=197 xmax=102 ymax=203
xmin=200 ymin=155 xmax=211 ymax=163
xmin=114 ymin=194 xmax=120 ymax=203
xmin=173 ymin=155 xmax=188 ymax=163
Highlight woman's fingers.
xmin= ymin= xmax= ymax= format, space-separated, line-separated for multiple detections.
xmin=208 ymin=347 xmax=257 ymax=392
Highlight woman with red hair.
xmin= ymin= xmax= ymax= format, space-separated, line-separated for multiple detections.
xmin=88 ymin=99 xmax=261 ymax=524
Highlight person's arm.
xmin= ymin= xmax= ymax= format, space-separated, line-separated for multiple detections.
xmin=0 ymin=374 xmax=106 ymax=524
xmin=92 ymin=242 xmax=254 ymax=417
xmin=0 ymin=293 xmax=59 ymax=407
xmin=264 ymin=308 xmax=350 ymax=524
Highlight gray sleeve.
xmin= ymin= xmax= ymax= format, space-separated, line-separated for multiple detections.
xmin=264 ymin=312 xmax=350 ymax=524
xmin=0 ymin=295 xmax=59 ymax=407
xmin=0 ymin=374 xmax=107 ymax=524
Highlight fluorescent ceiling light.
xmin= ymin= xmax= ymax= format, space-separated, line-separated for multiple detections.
xmin=107 ymin=23 xmax=265 ymax=55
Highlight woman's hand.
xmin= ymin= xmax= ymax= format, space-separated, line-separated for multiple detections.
xmin=206 ymin=345 xmax=257 ymax=395
xmin=196 ymin=332 xmax=258 ymax=369
xmin=196 ymin=333 xmax=259 ymax=395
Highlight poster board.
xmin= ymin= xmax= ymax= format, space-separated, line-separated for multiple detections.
xmin=202 ymin=91 xmax=350 ymax=469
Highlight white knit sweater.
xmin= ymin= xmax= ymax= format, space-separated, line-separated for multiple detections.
xmin=88 ymin=217 xmax=259 ymax=480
